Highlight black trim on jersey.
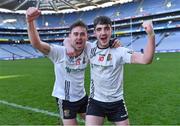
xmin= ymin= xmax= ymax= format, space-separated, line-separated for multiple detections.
xmin=90 ymin=79 xmax=95 ymax=98
xmin=67 ymin=48 xmax=87 ymax=64
xmin=73 ymin=48 xmax=84 ymax=58
xmin=65 ymin=80 xmax=70 ymax=100
xmin=90 ymin=47 xmax=97 ymax=58
xmin=97 ymin=42 xmax=109 ymax=49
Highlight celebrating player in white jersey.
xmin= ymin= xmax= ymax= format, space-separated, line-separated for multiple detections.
xmin=85 ymin=16 xmax=155 ymax=126
xmin=65 ymin=16 xmax=155 ymax=126
xmin=26 ymin=7 xmax=89 ymax=125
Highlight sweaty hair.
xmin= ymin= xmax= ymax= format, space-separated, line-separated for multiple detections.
xmin=93 ymin=16 xmax=112 ymax=29
xmin=69 ymin=20 xmax=88 ymax=33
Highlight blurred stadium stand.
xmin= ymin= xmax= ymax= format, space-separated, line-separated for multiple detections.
xmin=0 ymin=0 xmax=179 ymax=60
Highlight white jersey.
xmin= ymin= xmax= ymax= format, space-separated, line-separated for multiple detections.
xmin=47 ymin=44 xmax=89 ymax=102
xmin=86 ymin=42 xmax=132 ymax=102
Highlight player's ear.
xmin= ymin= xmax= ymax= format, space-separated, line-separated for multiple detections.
xmin=93 ymin=30 xmax=97 ymax=37
xmin=68 ymin=33 xmax=71 ymax=37
xmin=85 ymin=34 xmax=88 ymax=41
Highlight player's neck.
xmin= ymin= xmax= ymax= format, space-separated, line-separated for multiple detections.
xmin=97 ymin=42 xmax=109 ymax=49
xmin=74 ymin=49 xmax=83 ymax=57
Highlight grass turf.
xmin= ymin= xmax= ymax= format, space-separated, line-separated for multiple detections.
xmin=0 ymin=53 xmax=179 ymax=125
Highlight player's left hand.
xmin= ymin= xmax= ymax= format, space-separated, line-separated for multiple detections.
xmin=142 ymin=20 xmax=155 ymax=36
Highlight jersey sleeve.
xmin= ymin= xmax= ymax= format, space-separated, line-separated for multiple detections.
xmin=122 ymin=47 xmax=133 ymax=64
xmin=85 ymin=41 xmax=97 ymax=59
xmin=85 ymin=41 xmax=92 ymax=59
xmin=46 ymin=44 xmax=64 ymax=63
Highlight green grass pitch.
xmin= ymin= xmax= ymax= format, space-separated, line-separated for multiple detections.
xmin=0 ymin=52 xmax=179 ymax=125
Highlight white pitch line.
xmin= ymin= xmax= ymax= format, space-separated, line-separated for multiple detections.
xmin=0 ymin=99 xmax=84 ymax=123
xmin=0 ymin=99 xmax=59 ymax=117
xmin=0 ymin=75 xmax=26 ymax=80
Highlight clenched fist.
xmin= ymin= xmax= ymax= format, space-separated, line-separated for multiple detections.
xmin=142 ymin=20 xmax=155 ymax=36
xmin=26 ymin=7 xmax=41 ymax=23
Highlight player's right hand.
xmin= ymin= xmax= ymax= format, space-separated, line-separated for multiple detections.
xmin=26 ymin=7 xmax=41 ymax=23
xmin=109 ymin=38 xmax=122 ymax=48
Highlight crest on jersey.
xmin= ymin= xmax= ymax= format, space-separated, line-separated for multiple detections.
xmin=98 ymin=54 xmax=105 ymax=62
xmin=76 ymin=58 xmax=81 ymax=65
xmin=107 ymin=54 xmax=112 ymax=61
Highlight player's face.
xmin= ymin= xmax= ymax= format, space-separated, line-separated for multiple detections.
xmin=69 ymin=26 xmax=88 ymax=51
xmin=94 ymin=24 xmax=112 ymax=48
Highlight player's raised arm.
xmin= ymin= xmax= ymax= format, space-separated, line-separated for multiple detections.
xmin=26 ymin=7 xmax=50 ymax=55
xmin=131 ymin=20 xmax=155 ymax=64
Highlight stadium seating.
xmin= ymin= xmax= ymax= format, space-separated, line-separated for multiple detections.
xmin=0 ymin=0 xmax=179 ymax=60
xmin=0 ymin=44 xmax=43 ymax=60
xmin=156 ymin=31 xmax=180 ymax=52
